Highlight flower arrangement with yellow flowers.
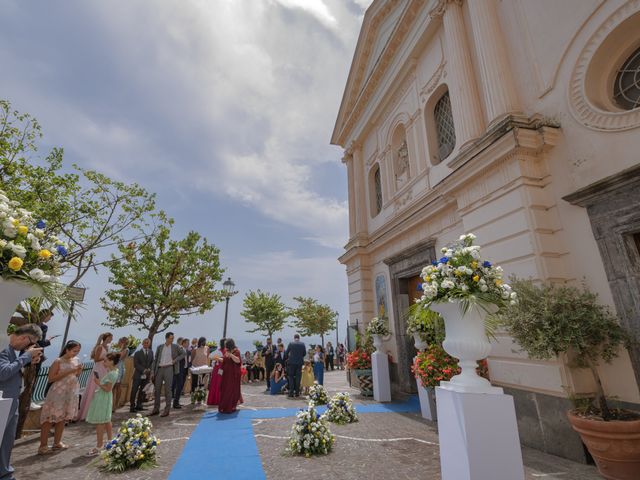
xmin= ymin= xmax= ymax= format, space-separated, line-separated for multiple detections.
xmin=419 ymin=233 xmax=516 ymax=312
xmin=287 ymin=406 xmax=334 ymax=457
xmin=101 ymin=414 xmax=159 ymax=472
xmin=0 ymin=189 xmax=68 ymax=288
xmin=323 ymin=392 xmax=358 ymax=425
xmin=307 ymin=382 xmax=329 ymax=407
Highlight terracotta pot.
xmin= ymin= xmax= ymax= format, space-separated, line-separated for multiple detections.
xmin=567 ymin=410 xmax=640 ymax=480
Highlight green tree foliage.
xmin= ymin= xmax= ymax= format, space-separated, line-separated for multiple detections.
xmin=241 ymin=290 xmax=289 ymax=340
xmin=289 ymin=296 xmax=337 ymax=347
xmin=100 ymin=219 xmax=225 ymax=343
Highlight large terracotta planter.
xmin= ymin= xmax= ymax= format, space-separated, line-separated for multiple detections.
xmin=353 ymin=368 xmax=373 ymax=397
xmin=567 ymin=411 xmax=640 ymax=480
xmin=0 ymin=277 xmax=40 ymax=351
xmin=429 ymin=300 xmax=500 ymax=394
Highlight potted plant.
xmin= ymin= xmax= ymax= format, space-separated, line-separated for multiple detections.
xmin=405 ymin=303 xmax=445 ymax=352
xmin=412 ymin=344 xmax=459 ymax=420
xmin=500 ymin=279 xmax=639 ymax=480
xmin=206 ymin=340 xmax=218 ymax=351
xmin=346 ymin=332 xmax=374 ymax=397
xmin=365 ymin=316 xmax=390 ymax=352
xmin=126 ymin=335 xmax=141 ymax=356
xmin=418 ymin=233 xmax=514 ymax=393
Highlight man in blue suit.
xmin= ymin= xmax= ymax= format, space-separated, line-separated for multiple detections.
xmin=0 ymin=324 xmax=43 ymax=480
xmin=285 ymin=334 xmax=306 ymax=398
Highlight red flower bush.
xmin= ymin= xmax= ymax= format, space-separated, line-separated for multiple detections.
xmin=346 ymin=348 xmax=372 ymax=370
xmin=412 ymin=345 xmax=491 ymax=388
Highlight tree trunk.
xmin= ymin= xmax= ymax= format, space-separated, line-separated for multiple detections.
xmin=589 ymin=364 xmax=611 ymax=420
xmin=16 ymin=363 xmax=37 ymax=439
xmin=321 ymin=334 xmax=324 ymax=349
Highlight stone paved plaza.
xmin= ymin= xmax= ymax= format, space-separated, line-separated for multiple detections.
xmin=11 ymin=370 xmax=601 ymax=479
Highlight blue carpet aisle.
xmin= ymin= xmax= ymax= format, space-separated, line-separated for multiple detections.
xmin=168 ymin=396 xmax=420 ymax=480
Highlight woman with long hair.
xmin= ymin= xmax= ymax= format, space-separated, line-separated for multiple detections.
xmin=269 ymin=363 xmax=287 ymax=395
xmin=218 ymin=338 xmax=242 ymax=413
xmin=38 ymin=341 xmax=83 ymax=454
xmin=77 ymin=332 xmax=112 ymax=421
xmin=86 ymin=352 xmax=120 ymax=456
xmin=313 ymin=345 xmax=325 ymax=385
xmin=190 ymin=336 xmax=209 ymax=395
xmin=207 ymin=338 xmax=225 ymax=406
xmin=111 ymin=336 xmax=128 ymax=413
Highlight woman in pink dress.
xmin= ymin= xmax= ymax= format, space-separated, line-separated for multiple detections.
xmin=38 ymin=341 xmax=83 ymax=454
xmin=207 ymin=338 xmax=225 ymax=406
xmin=218 ymin=338 xmax=242 ymax=414
xmin=77 ymin=332 xmax=112 ymax=421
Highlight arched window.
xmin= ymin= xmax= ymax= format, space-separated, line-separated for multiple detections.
xmin=369 ymin=164 xmax=383 ymax=217
xmin=614 ymin=45 xmax=640 ymax=110
xmin=434 ymin=91 xmax=456 ymax=161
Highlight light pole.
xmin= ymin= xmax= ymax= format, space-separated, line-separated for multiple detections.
xmin=335 ymin=312 xmax=339 ymax=346
xmin=221 ymin=277 xmax=237 ymax=339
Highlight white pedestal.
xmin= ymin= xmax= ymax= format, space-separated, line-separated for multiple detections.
xmin=417 ymin=382 xmax=437 ymax=421
xmin=372 ymin=351 xmax=391 ymax=402
xmin=0 ymin=397 xmax=13 ymax=440
xmin=436 ymin=387 xmax=524 ymax=480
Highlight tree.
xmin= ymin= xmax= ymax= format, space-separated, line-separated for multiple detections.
xmin=100 ymin=219 xmax=225 ymax=343
xmin=289 ymin=296 xmax=337 ymax=347
xmin=241 ymin=290 xmax=289 ymax=340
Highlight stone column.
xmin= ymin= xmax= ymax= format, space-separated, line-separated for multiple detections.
xmin=343 ymin=149 xmax=357 ymax=239
xmin=467 ymin=0 xmax=521 ymax=125
xmin=352 ymin=144 xmax=368 ymax=235
xmin=431 ymin=0 xmax=484 ymax=149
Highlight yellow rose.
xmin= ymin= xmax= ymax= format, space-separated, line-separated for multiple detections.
xmin=38 ymin=249 xmax=52 ymax=259
xmin=425 ymin=276 xmax=431 ymax=282
xmin=17 ymin=225 xmax=28 ymax=236
xmin=471 ymin=261 xmax=478 ymax=269
xmin=8 ymin=257 xmax=23 ymax=271
xmin=473 ymin=275 xmax=480 ymax=282
xmin=11 ymin=218 xmax=19 ymax=227
xmin=495 ymin=279 xmax=503 ymax=286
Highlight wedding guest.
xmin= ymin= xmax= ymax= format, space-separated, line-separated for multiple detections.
xmin=243 ymin=351 xmax=254 ymax=383
xmin=111 ymin=336 xmax=128 ymax=413
xmin=253 ymin=350 xmax=265 ymax=382
xmin=218 ymin=338 xmax=242 ymax=413
xmin=206 ymin=339 xmax=225 ymax=406
xmin=130 ymin=338 xmax=153 ymax=413
xmin=36 ymin=309 xmax=59 ymax=403
xmin=173 ymin=338 xmax=189 ymax=408
xmin=38 ymin=341 xmax=82 ymax=455
xmin=77 ymin=332 xmax=112 ymax=421
xmin=313 ymin=345 xmax=325 ymax=385
xmin=0 ymin=324 xmax=43 ymax=479
xmin=300 ymin=360 xmax=314 ymax=395
xmin=285 ymin=334 xmax=306 ymax=398
xmin=325 ymin=341 xmax=335 ymax=371
xmin=190 ymin=337 xmax=209 ymax=394
xmin=150 ymin=332 xmax=185 ymax=417
xmin=86 ymin=352 xmax=120 ymax=456
xmin=274 ymin=343 xmax=286 ymax=369
xmin=262 ymin=338 xmax=277 ymax=391
xmin=336 ymin=343 xmax=346 ymax=370
xmin=269 ymin=363 xmax=287 ymax=395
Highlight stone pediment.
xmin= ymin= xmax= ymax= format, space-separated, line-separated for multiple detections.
xmin=331 ymin=0 xmax=427 ymax=147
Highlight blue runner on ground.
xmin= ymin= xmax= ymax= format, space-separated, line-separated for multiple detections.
xmin=168 ymin=396 xmax=419 ymax=480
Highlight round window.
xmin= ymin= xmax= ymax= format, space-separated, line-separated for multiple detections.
xmin=613 ymin=45 xmax=640 ymax=110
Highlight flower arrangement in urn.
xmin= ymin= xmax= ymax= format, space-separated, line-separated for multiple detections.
xmin=191 ymin=387 xmax=206 ymax=404
xmin=346 ymin=349 xmax=371 ymax=370
xmin=412 ymin=344 xmax=460 ymax=388
xmin=101 ymin=414 xmax=159 ymax=472
xmin=307 ymin=382 xmax=329 ymax=407
xmin=206 ymin=340 xmax=218 ymax=350
xmin=126 ymin=335 xmax=141 ymax=354
xmin=287 ymin=407 xmax=334 ymax=457
xmin=365 ymin=316 xmax=390 ymax=336
xmin=323 ymin=392 xmax=358 ymax=425
xmin=419 ymin=233 xmax=516 ymax=311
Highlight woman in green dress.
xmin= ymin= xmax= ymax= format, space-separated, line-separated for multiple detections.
xmin=86 ymin=352 xmax=120 ymax=455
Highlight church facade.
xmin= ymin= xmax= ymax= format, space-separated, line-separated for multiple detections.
xmin=332 ymin=0 xmax=640 ymax=462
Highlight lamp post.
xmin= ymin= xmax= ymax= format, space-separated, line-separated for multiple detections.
xmin=221 ymin=277 xmax=237 ymax=339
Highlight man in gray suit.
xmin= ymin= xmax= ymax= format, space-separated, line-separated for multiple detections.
xmin=130 ymin=338 xmax=153 ymax=413
xmin=0 ymin=324 xmax=43 ymax=480
xmin=285 ymin=334 xmax=306 ymax=398
xmin=150 ymin=332 xmax=184 ymax=417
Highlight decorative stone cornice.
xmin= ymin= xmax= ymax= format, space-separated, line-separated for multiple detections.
xmin=383 ymin=238 xmax=437 ymax=265
xmin=428 ymin=0 xmax=462 ymax=19
xmin=563 ymin=163 xmax=640 ymax=207
xmin=419 ymin=60 xmax=446 ymax=104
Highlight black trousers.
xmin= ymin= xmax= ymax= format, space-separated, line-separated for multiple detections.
xmin=286 ymin=363 xmax=303 ymax=396
xmin=265 ymin=363 xmax=274 ymax=388
xmin=173 ymin=369 xmax=186 ymax=405
xmin=130 ymin=376 xmax=148 ymax=410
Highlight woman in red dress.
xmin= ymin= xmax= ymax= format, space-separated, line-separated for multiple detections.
xmin=207 ymin=338 xmax=225 ymax=406
xmin=218 ymin=338 xmax=242 ymax=414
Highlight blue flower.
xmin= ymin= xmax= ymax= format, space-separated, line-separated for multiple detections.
xmin=482 ymin=261 xmax=492 ymax=268
xmin=36 ymin=220 xmax=46 ymax=229
xmin=439 ymin=256 xmax=449 ymax=264
xmin=56 ymin=245 xmax=68 ymax=257
xmin=431 ymin=260 xmax=438 ymax=266
xmin=106 ymin=444 xmax=113 ymax=450
xmin=416 ymin=283 xmax=423 ymax=291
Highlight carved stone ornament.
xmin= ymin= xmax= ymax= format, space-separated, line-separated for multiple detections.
xmin=428 ymin=0 xmax=462 ymax=20
xmin=395 ymin=140 xmax=410 ymax=187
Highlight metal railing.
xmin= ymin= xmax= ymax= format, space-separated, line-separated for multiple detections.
xmin=32 ymin=361 xmax=94 ymax=403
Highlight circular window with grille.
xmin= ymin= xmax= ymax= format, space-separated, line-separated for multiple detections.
xmin=613 ymin=46 xmax=640 ymax=110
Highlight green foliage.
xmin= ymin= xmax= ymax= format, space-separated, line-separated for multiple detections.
xmin=405 ymin=303 xmax=445 ymax=346
xmin=241 ymin=290 xmax=288 ymax=339
xmin=289 ymin=296 xmax=337 ymax=343
xmin=100 ymin=219 xmax=225 ymax=343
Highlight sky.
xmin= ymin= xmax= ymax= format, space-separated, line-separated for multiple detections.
xmin=0 ymin=0 xmax=374 ymax=360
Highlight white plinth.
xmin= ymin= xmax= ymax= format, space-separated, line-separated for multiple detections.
xmin=436 ymin=387 xmax=524 ymax=480
xmin=417 ymin=382 xmax=437 ymax=421
xmin=0 ymin=397 xmax=13 ymax=440
xmin=371 ymin=351 xmax=391 ymax=402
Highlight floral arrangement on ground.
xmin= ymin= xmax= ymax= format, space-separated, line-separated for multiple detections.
xmin=308 ymin=383 xmax=329 ymax=406
xmin=101 ymin=414 xmax=159 ymax=472
xmin=191 ymin=387 xmax=206 ymax=403
xmin=287 ymin=406 xmax=334 ymax=457
xmin=365 ymin=316 xmax=390 ymax=336
xmin=419 ymin=233 xmax=516 ymax=311
xmin=323 ymin=392 xmax=358 ymax=425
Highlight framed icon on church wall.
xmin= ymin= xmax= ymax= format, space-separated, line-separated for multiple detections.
xmin=375 ymin=274 xmax=388 ymax=319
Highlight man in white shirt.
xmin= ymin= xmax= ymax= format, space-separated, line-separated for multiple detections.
xmin=150 ymin=332 xmax=185 ymax=417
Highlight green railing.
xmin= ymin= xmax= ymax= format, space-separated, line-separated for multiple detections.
xmin=32 ymin=361 xmax=94 ymax=403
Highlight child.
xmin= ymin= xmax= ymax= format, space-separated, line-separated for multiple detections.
xmin=301 ymin=360 xmax=314 ymax=395
xmin=38 ymin=341 xmax=83 ymax=455
xmin=86 ymin=352 xmax=120 ymax=455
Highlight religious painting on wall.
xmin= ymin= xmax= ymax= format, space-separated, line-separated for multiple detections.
xmin=375 ymin=274 xmax=388 ymax=319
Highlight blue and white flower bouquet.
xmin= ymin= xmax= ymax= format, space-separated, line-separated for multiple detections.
xmin=287 ymin=407 xmax=334 ymax=457
xmin=307 ymin=382 xmax=328 ymax=407
xmin=323 ymin=392 xmax=358 ymax=425
xmin=101 ymin=414 xmax=159 ymax=472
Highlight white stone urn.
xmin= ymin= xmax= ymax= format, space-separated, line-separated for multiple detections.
xmin=413 ymin=333 xmax=428 ymax=352
xmin=0 ymin=277 xmax=40 ymax=351
xmin=372 ymin=334 xmax=384 ymax=352
xmin=429 ymin=300 xmax=501 ymax=394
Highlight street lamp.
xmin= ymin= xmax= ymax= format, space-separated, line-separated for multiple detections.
xmin=221 ymin=277 xmax=237 ymax=339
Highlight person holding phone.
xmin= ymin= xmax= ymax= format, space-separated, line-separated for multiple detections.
xmin=85 ymin=352 xmax=120 ymax=456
